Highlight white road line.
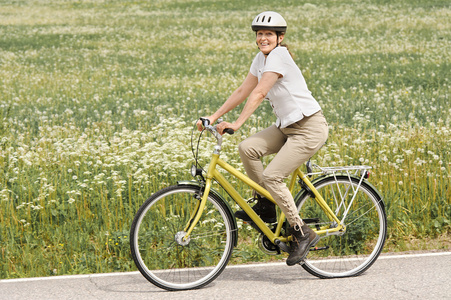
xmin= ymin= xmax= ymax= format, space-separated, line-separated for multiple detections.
xmin=377 ymin=251 xmax=451 ymax=260
xmin=1 ymin=251 xmax=450 ymax=283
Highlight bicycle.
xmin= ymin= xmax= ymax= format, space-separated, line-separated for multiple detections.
xmin=130 ymin=118 xmax=387 ymax=291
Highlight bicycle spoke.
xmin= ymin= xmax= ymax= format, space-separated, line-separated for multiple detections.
xmin=189 ymin=229 xmax=237 ymax=241
xmin=345 ymin=199 xmax=383 ymax=227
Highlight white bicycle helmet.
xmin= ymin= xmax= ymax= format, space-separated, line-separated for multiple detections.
xmin=251 ymin=11 xmax=287 ymax=32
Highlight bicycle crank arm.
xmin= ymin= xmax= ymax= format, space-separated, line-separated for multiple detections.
xmin=274 ymin=239 xmax=290 ymax=253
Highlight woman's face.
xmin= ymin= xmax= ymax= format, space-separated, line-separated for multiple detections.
xmin=256 ymin=30 xmax=284 ymax=55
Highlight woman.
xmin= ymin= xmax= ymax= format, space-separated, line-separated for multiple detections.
xmin=197 ymin=11 xmax=328 ymax=266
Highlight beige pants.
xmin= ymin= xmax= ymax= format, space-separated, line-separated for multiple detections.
xmin=238 ymin=111 xmax=328 ymax=227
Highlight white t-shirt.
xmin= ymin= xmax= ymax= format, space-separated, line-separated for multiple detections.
xmin=250 ymin=47 xmax=321 ymax=128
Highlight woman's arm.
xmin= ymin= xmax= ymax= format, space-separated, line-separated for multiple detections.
xmin=197 ymin=72 xmax=258 ymax=131
xmin=216 ymin=71 xmax=280 ymax=134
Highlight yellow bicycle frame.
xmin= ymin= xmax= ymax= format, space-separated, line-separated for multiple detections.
xmin=183 ymin=153 xmax=344 ymax=244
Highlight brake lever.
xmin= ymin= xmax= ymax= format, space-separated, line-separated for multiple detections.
xmin=200 ymin=117 xmax=211 ymax=127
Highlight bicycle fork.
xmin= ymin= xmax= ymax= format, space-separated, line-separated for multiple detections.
xmin=182 ymin=178 xmax=212 ymax=241
xmin=181 ymin=153 xmax=222 ymax=241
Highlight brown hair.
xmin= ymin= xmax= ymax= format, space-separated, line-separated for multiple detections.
xmin=279 ymin=33 xmax=294 ymax=58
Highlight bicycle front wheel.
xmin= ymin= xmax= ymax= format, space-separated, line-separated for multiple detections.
xmin=296 ymin=176 xmax=387 ymax=278
xmin=130 ymin=185 xmax=237 ymax=291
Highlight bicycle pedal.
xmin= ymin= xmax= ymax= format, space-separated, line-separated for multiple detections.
xmin=311 ymin=245 xmax=329 ymax=251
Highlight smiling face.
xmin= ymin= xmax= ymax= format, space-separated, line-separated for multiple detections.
xmin=256 ymin=30 xmax=284 ymax=55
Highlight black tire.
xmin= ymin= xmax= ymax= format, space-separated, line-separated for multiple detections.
xmin=130 ymin=185 xmax=237 ymax=291
xmin=295 ymin=176 xmax=387 ymax=278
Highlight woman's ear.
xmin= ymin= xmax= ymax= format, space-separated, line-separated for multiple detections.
xmin=278 ymin=34 xmax=285 ymax=44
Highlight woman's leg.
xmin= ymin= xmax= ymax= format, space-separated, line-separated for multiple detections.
xmin=263 ymin=112 xmax=329 ymax=228
xmin=262 ymin=112 xmax=328 ymax=265
xmin=238 ymin=124 xmax=287 ymax=189
xmin=236 ymin=125 xmax=287 ymax=222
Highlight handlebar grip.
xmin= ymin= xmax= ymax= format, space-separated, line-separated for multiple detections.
xmin=224 ymin=128 xmax=234 ymax=135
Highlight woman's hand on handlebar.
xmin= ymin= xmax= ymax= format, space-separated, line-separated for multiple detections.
xmin=196 ymin=117 xmax=236 ymax=134
xmin=216 ymin=121 xmax=237 ymax=135
xmin=196 ymin=117 xmax=213 ymax=131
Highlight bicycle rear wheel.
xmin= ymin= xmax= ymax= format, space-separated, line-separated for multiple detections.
xmin=296 ymin=176 xmax=387 ymax=278
xmin=130 ymin=185 xmax=237 ymax=291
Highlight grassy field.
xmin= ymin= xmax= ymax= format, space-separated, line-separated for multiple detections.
xmin=0 ymin=0 xmax=450 ymax=278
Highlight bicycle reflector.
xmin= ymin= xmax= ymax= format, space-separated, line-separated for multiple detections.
xmin=360 ymin=170 xmax=370 ymax=179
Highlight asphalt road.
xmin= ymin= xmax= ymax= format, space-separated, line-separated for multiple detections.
xmin=1 ymin=252 xmax=450 ymax=300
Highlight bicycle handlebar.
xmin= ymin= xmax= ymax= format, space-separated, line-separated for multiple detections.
xmin=200 ymin=117 xmax=234 ymax=135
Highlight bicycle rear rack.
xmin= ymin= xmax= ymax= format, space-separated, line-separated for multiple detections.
xmin=303 ymin=163 xmax=374 ymax=231
xmin=306 ymin=163 xmax=372 ymax=179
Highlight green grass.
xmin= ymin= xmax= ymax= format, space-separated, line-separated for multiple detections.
xmin=0 ymin=0 xmax=450 ymax=278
